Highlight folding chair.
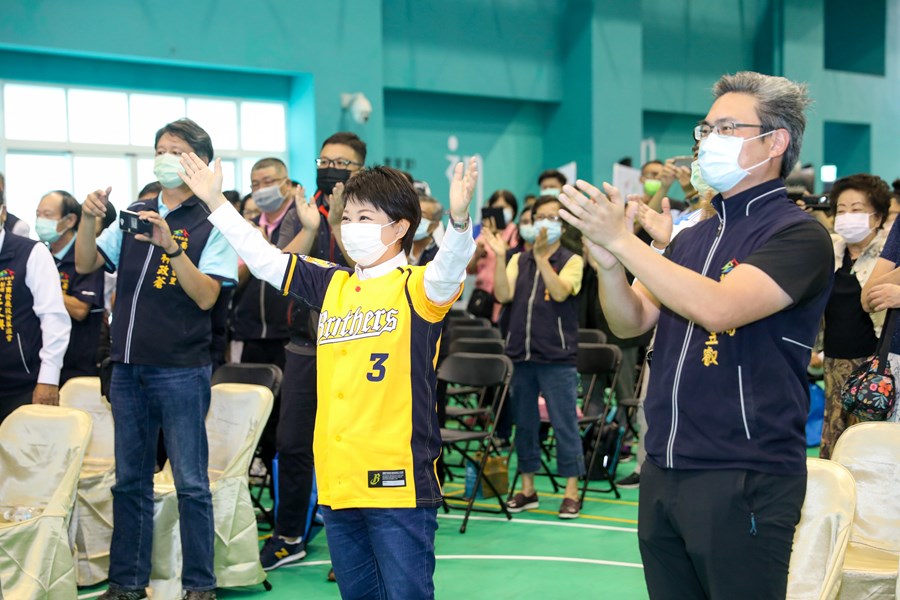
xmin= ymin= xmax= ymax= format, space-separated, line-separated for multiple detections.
xmin=578 ymin=328 xmax=607 ymax=344
xmin=445 ymin=338 xmax=506 ymax=427
xmin=450 ymin=325 xmax=502 ymax=342
xmin=578 ymin=344 xmax=624 ymax=502
xmin=210 ymin=363 xmax=283 ymax=528
xmin=438 ymin=353 xmax=514 ymax=533
xmin=448 ymin=338 xmax=505 ymax=356
xmin=447 ymin=316 xmax=492 ymax=330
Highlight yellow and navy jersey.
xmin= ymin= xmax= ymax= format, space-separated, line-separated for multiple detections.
xmin=280 ymin=254 xmax=460 ymax=509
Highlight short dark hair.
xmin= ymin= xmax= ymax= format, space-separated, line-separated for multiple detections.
xmin=343 ymin=166 xmax=420 ymax=254
xmin=322 ymin=131 xmax=367 ymax=164
xmin=532 ymin=195 xmax=562 ymax=218
xmin=641 ymin=160 xmax=664 ymax=172
xmin=223 ymin=190 xmax=242 ymax=207
xmin=537 ymin=169 xmax=566 ymax=187
xmin=892 ymin=178 xmax=900 ymax=195
xmin=46 ymin=190 xmax=82 ymax=229
xmin=829 ymin=173 xmax=892 ymax=228
xmin=252 ymin=157 xmax=287 ymax=176
xmin=138 ymin=181 xmax=162 ymax=199
xmin=100 ymin=201 xmax=117 ymax=231
xmin=155 ymin=118 xmax=214 ymax=162
xmin=488 ymin=189 xmax=519 ymax=220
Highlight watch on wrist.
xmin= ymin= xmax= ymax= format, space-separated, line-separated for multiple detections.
xmin=167 ymin=244 xmax=183 ymax=258
xmin=450 ymin=214 xmax=470 ymax=231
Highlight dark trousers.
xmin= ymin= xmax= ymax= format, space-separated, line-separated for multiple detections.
xmin=0 ymin=387 xmax=33 ymax=424
xmin=241 ymin=338 xmax=287 ymax=480
xmin=275 ymin=350 xmax=318 ymax=538
xmin=638 ymin=462 xmax=806 ymax=600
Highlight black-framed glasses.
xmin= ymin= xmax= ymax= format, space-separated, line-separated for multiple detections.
xmin=694 ymin=122 xmax=764 ymax=141
xmin=316 ymin=157 xmax=363 ymax=169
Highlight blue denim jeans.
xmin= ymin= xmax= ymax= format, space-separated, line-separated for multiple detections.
xmin=107 ymin=363 xmax=216 ymax=592
xmin=511 ymin=361 xmax=585 ymax=478
xmin=321 ymin=506 xmax=438 ymax=600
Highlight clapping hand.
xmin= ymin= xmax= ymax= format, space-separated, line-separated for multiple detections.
xmin=481 ymin=227 xmax=507 ymax=257
xmin=327 ymin=182 xmax=345 ymax=228
xmin=294 ymin=186 xmax=322 ymax=231
xmin=637 ymin=197 xmax=674 ymax=249
xmin=559 ymin=180 xmax=631 ymax=249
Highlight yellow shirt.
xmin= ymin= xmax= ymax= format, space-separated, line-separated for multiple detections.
xmin=281 ymin=255 xmax=459 ymax=509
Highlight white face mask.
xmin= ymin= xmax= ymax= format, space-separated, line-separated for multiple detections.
xmin=698 ymin=131 xmax=774 ymax=193
xmin=834 ymin=212 xmax=874 ymax=244
xmin=153 ymin=153 xmax=186 ymax=189
xmin=541 ymin=187 xmax=561 ymax=198
xmin=690 ymin=160 xmax=716 ymax=198
xmin=519 ymin=223 xmax=536 ymax=243
xmin=252 ymin=184 xmax=286 ymax=213
xmin=502 ymin=208 xmax=514 ymax=226
xmin=413 ymin=219 xmax=432 ymax=241
xmin=341 ymin=221 xmax=399 ymax=267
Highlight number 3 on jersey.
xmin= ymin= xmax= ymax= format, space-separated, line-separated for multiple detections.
xmin=368 ymin=353 xmax=389 ymax=382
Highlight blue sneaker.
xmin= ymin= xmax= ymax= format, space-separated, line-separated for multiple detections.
xmin=260 ymin=535 xmax=307 ymax=571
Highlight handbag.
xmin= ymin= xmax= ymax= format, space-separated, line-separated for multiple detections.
xmin=841 ymin=309 xmax=898 ymax=421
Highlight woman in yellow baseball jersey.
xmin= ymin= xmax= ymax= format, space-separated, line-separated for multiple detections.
xmin=179 ymin=152 xmax=478 ymax=600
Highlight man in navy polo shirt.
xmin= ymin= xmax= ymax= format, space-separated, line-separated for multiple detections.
xmin=76 ymin=118 xmax=237 ymax=600
xmin=559 ymin=72 xmax=833 ymax=599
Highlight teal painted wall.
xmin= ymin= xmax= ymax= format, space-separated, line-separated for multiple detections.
xmin=0 ymin=0 xmax=899 ymax=199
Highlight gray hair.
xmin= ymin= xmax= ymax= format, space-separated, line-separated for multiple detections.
xmin=713 ymin=71 xmax=812 ymax=179
xmin=419 ymin=195 xmax=444 ymax=221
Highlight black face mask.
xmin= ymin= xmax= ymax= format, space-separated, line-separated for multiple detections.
xmin=316 ymin=168 xmax=352 ymax=196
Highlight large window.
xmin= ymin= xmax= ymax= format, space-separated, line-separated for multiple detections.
xmin=0 ymin=82 xmax=287 ymax=229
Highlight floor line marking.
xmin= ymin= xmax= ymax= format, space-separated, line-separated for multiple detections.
xmin=437 ymin=513 xmax=637 ymax=533
xmin=77 ymin=592 xmax=103 ymax=599
xmin=283 ymin=555 xmax=643 ymax=570
xmin=442 ymin=483 xmax=640 ymax=507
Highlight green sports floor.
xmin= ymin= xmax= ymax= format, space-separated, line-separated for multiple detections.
xmin=76 ymin=447 xmax=822 ymax=600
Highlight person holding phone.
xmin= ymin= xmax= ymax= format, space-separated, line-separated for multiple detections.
xmin=466 ymin=189 xmax=520 ymax=322
xmin=75 ymin=118 xmax=237 ymax=600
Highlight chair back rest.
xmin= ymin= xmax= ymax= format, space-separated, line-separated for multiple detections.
xmin=578 ymin=329 xmax=607 ymax=344
xmin=447 ymin=317 xmax=492 ymax=330
xmin=576 ymin=343 xmax=622 ymax=414
xmin=450 ymin=326 xmax=502 ymax=342
xmin=449 ymin=337 xmax=505 ymax=355
xmin=831 ymin=422 xmax=900 ymax=553
xmin=206 ymin=383 xmax=274 ymax=481
xmin=0 ymin=405 xmax=92 ymax=518
xmin=211 ymin=363 xmax=283 ymax=397
xmin=59 ymin=376 xmax=115 ymax=463
xmin=786 ymin=458 xmax=856 ymax=600
xmin=438 ymin=353 xmax=513 ymax=432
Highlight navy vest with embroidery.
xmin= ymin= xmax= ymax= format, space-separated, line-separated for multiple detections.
xmin=105 ymin=197 xmax=215 ymax=367
xmin=504 ymin=247 xmax=579 ymax=364
xmin=0 ymin=233 xmax=42 ymax=390
xmin=646 ymin=179 xmax=833 ymax=476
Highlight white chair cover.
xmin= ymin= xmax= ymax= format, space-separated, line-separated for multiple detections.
xmin=150 ymin=383 xmax=273 ymax=599
xmin=787 ymin=458 xmax=856 ymax=600
xmin=832 ymin=422 xmax=900 ymax=599
xmin=59 ymin=376 xmax=116 ymax=586
xmin=0 ymin=405 xmax=93 ymax=599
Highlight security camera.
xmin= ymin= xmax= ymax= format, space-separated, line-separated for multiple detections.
xmin=341 ymin=93 xmax=373 ymax=124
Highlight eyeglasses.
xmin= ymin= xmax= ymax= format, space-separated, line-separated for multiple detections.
xmin=249 ymin=177 xmax=286 ymax=191
xmin=534 ymin=215 xmax=562 ymax=223
xmin=316 ymin=157 xmax=363 ymax=169
xmin=694 ymin=122 xmax=765 ymax=141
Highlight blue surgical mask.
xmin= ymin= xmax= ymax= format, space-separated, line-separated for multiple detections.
xmin=519 ymin=223 xmax=537 ymax=243
xmin=535 ymin=219 xmax=562 ymax=244
xmin=413 ymin=219 xmax=432 ymax=241
xmin=690 ymin=160 xmax=716 ymax=198
xmin=35 ymin=217 xmax=62 ymax=243
xmin=541 ymin=188 xmax=561 ymax=198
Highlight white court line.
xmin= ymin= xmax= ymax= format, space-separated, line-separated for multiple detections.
xmin=437 ymin=513 xmax=638 ymax=533
xmin=77 ymin=592 xmax=103 ymax=599
xmin=281 ymin=556 xmax=642 ymax=570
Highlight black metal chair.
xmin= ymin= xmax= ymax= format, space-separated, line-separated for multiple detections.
xmin=448 ymin=337 xmax=504 ymax=356
xmin=210 ymin=363 xmax=283 ymax=529
xmin=438 ymin=353 xmax=514 ymax=533
xmin=450 ymin=326 xmax=503 ymax=342
xmin=447 ymin=316 xmax=492 ymax=330
xmin=444 ymin=338 xmax=506 ymax=426
xmin=578 ymin=328 xmax=607 ymax=344
xmin=576 ymin=344 xmax=625 ymax=502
